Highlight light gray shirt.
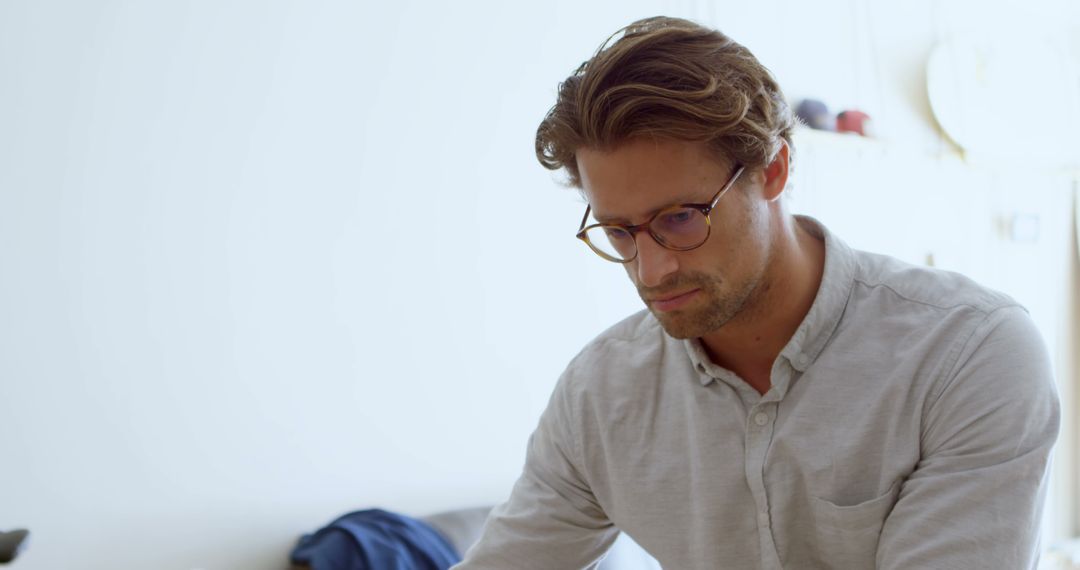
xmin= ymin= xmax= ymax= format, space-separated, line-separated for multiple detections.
xmin=455 ymin=217 xmax=1059 ymax=569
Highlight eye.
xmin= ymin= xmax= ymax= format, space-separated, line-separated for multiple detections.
xmin=604 ymin=227 xmax=632 ymax=240
xmin=661 ymin=210 xmax=694 ymax=225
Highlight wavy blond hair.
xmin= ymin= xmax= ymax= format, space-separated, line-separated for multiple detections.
xmin=535 ymin=16 xmax=795 ymax=188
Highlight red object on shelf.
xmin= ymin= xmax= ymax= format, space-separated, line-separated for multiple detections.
xmin=836 ymin=110 xmax=872 ymax=136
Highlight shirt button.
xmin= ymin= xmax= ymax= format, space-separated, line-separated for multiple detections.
xmin=753 ymin=412 xmax=770 ymax=426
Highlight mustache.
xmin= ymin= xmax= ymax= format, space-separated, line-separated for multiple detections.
xmin=637 ymin=273 xmax=715 ymax=298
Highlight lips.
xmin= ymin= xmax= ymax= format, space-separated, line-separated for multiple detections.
xmin=648 ymin=288 xmax=700 ymax=312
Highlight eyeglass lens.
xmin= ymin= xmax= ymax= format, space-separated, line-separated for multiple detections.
xmin=583 ymin=206 xmax=709 ymax=261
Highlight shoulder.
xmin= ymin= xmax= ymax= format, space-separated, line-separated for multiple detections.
xmin=553 ymin=309 xmax=683 ymax=399
xmin=837 ymin=249 xmax=1052 ymax=403
xmin=849 ymin=251 xmax=1055 ymax=414
xmin=566 ymin=309 xmax=667 ymax=374
xmin=850 ymin=249 xmax=1018 ymax=317
xmin=578 ymin=309 xmax=663 ymax=356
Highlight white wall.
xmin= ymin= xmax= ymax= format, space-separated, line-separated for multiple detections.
xmin=0 ymin=1 xmax=1076 ymax=569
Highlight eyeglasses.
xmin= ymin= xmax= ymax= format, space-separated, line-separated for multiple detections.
xmin=576 ymin=164 xmax=745 ymax=263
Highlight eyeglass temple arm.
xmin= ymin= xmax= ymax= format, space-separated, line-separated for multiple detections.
xmin=709 ymin=165 xmax=745 ymax=209
xmin=577 ymin=205 xmax=592 ymax=233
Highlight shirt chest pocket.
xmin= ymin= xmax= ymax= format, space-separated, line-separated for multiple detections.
xmin=804 ymin=480 xmax=901 ymax=569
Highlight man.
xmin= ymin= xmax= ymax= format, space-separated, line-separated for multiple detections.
xmin=455 ymin=16 xmax=1059 ymax=569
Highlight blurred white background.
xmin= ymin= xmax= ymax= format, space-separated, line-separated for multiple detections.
xmin=1 ymin=1 xmax=1078 ymax=568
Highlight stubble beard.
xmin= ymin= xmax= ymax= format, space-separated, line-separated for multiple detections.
xmin=642 ymin=270 xmax=764 ymax=339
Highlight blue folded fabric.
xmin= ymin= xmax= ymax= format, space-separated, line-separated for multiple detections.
xmin=291 ymin=508 xmax=461 ymax=570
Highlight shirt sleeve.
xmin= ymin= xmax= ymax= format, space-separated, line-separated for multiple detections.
xmin=876 ymin=305 xmax=1061 ymax=569
xmin=451 ymin=368 xmax=619 ymax=570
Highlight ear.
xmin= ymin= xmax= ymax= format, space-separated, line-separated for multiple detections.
xmin=761 ymin=140 xmax=790 ymax=202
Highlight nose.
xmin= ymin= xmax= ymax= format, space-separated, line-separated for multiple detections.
xmin=632 ymin=231 xmax=679 ymax=288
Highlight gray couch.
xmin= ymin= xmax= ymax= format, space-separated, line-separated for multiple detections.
xmin=422 ymin=507 xmax=660 ymax=569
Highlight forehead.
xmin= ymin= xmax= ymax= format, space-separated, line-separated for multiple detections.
xmin=576 ymin=138 xmax=730 ymax=223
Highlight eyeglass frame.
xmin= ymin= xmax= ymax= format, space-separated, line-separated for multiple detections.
xmin=575 ymin=164 xmax=746 ymax=263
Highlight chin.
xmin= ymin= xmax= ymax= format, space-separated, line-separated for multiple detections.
xmin=650 ymin=299 xmax=740 ymax=339
xmin=651 ymin=310 xmax=710 ymax=339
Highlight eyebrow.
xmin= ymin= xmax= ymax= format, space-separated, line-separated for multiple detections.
xmin=591 ymin=192 xmax=704 ymax=225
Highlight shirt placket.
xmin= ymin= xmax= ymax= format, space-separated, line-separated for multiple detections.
xmin=743 ymin=393 xmax=783 ymax=569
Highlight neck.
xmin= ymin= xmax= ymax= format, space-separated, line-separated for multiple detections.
xmin=699 ymin=216 xmax=825 ymax=394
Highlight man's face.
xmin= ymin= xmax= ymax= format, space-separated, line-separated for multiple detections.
xmin=576 ymin=138 xmax=773 ymax=339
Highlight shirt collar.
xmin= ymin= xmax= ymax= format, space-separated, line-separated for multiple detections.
xmin=682 ymin=215 xmax=857 ymax=386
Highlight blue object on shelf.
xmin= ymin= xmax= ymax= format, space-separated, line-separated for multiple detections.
xmin=795 ymin=98 xmax=833 ymax=131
